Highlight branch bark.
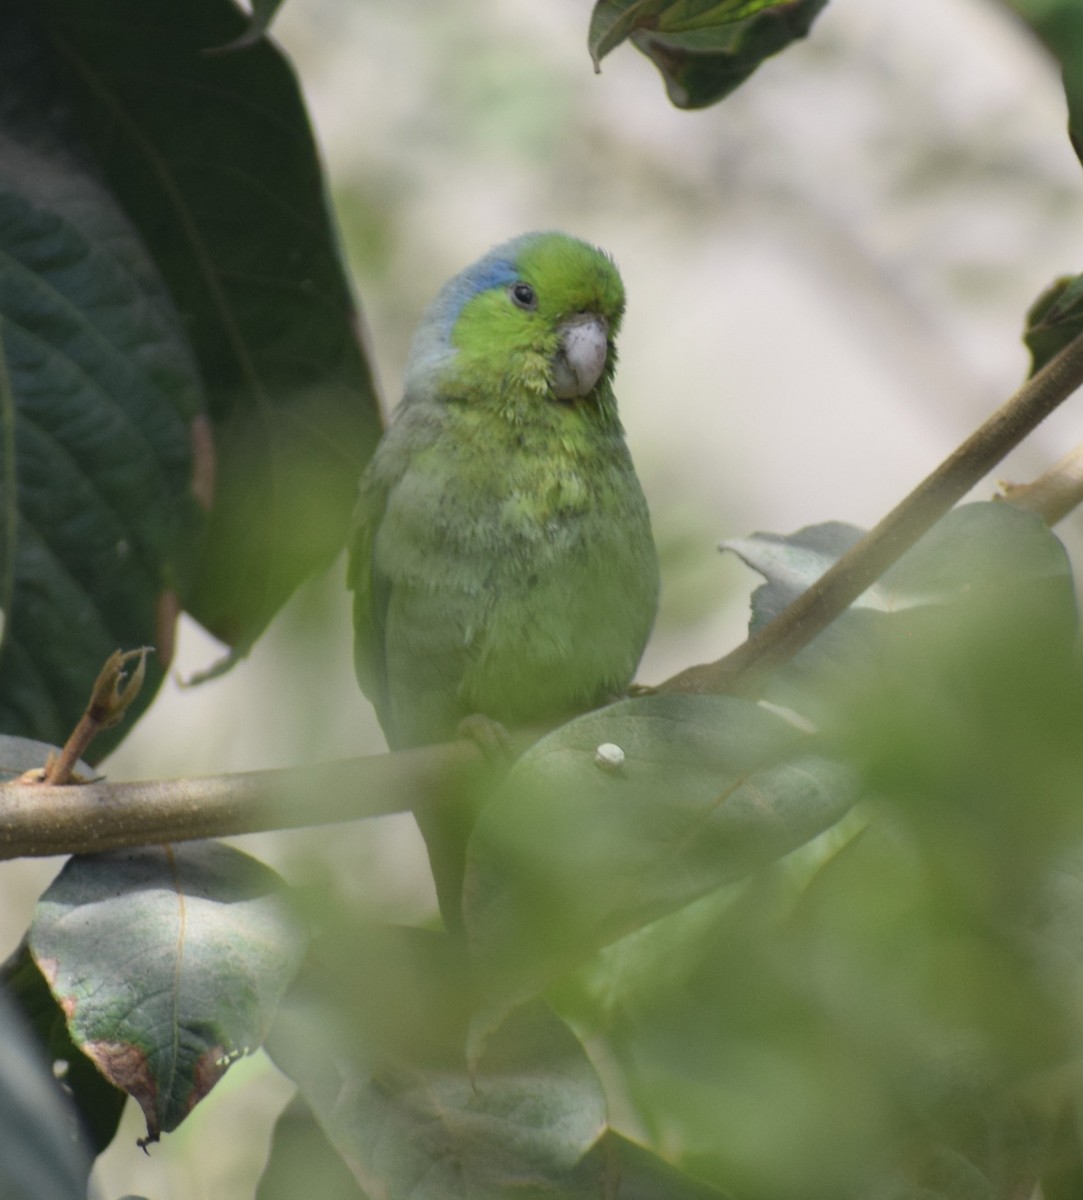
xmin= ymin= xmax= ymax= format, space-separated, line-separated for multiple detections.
xmin=0 ymin=741 xmax=489 ymax=860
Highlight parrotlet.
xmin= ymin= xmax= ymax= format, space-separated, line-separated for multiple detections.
xmin=348 ymin=231 xmax=659 ymax=923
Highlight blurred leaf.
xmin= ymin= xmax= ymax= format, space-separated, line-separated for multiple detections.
xmin=1 ymin=939 xmax=126 ymax=1157
xmin=552 ymin=814 xmax=1058 ymax=1197
xmin=552 ymin=858 xmax=903 ymax=1197
xmin=464 ymin=693 xmax=857 ymax=1028
xmin=583 ymin=1132 xmax=734 ymax=1198
xmin=0 ymin=8 xmax=203 ymax=756
xmin=270 ymin=927 xmax=728 ymax=1198
xmin=0 ymin=981 xmax=92 ymax=1200
xmin=37 ymin=0 xmax=382 ymax=653
xmin=1000 ymin=0 xmax=1083 ymax=166
xmin=788 ymin=825 xmax=1055 ymax=1198
xmin=1024 ymin=272 xmax=1083 ymax=375
xmin=274 ymin=979 xmax=732 ymax=1199
xmin=835 ymin=610 xmax=1083 ymax=914
xmin=257 ymin=1095 xmax=372 ymax=1200
xmin=272 ymin=931 xmax=610 ymax=1200
xmin=872 ymin=1140 xmax=1041 ymax=1200
xmin=1042 ymin=1131 xmax=1083 ymax=1200
xmin=29 ymin=842 xmax=307 ymax=1143
xmin=589 ymin=0 xmax=828 ymax=109
xmin=778 ymin=603 xmax=1083 ymax=1192
xmin=724 ymin=502 xmax=1077 ymax=721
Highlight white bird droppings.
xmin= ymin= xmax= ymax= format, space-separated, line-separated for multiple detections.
xmin=594 ymin=742 xmax=625 ymax=771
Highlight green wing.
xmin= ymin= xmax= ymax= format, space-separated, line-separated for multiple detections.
xmin=347 ymin=406 xmax=453 ymax=744
xmin=346 ymin=447 xmax=397 ymax=726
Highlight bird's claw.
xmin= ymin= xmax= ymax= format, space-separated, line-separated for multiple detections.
xmin=456 ymin=713 xmax=512 ymax=763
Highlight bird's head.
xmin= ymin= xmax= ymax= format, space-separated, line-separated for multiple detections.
xmin=405 ymin=232 xmax=626 ymax=426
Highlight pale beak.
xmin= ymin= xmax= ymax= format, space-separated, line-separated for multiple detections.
xmin=551 ymin=314 xmax=609 ymax=400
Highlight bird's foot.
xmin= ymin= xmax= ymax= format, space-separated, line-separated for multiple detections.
xmin=456 ymin=713 xmax=513 ymax=762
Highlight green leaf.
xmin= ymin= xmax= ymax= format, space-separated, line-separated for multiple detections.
xmin=591 ymin=0 xmax=765 ymax=63
xmin=267 ymin=912 xmax=731 ymax=1199
xmin=724 ymin=502 xmax=1077 ymax=719
xmin=267 ymin=926 xmax=733 ymax=1199
xmin=1 ymin=940 xmax=126 ymax=1157
xmin=553 ymin=812 xmax=1059 ymax=1198
xmin=589 ymin=0 xmax=828 ymax=109
xmin=0 ymin=9 xmax=204 ymax=754
xmin=463 ymin=694 xmax=857 ymax=1022
xmin=557 ymin=856 xmax=896 ymax=1196
xmin=29 ymin=841 xmax=307 ymax=1143
xmin=38 ymin=0 xmax=382 ymax=652
xmin=1024 ymin=272 xmax=1083 ymax=375
xmin=785 ymin=824 xmax=1055 ymax=1198
xmin=1000 ymin=0 xmax=1083 ymax=168
xmin=257 ymin=1095 xmax=372 ymax=1200
xmin=0 ymin=983 xmax=92 ymax=1200
xmin=273 ymin=953 xmax=610 ymax=1200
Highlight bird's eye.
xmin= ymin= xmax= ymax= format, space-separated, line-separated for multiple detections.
xmin=509 ymin=282 xmax=537 ymax=311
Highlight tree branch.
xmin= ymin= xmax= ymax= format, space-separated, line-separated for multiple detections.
xmin=659 ymin=327 xmax=1083 ymax=698
xmin=0 ymin=741 xmax=490 ymax=860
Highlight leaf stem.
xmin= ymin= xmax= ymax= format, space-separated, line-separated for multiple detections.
xmin=659 ymin=326 xmax=1083 ymax=697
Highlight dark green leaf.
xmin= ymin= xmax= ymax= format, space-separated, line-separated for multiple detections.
xmin=589 ymin=0 xmax=828 ymax=109
xmin=0 ymin=8 xmax=203 ymax=754
xmin=1 ymin=939 xmax=126 ymax=1157
xmin=38 ymin=0 xmax=382 ymax=652
xmin=1024 ymin=272 xmax=1083 ymax=375
xmin=0 ymin=982 xmax=92 ymax=1200
xmin=1000 ymin=0 xmax=1083 ymax=168
xmin=464 ymin=694 xmax=857 ymax=1022
xmin=29 ymin=841 xmax=307 ymax=1143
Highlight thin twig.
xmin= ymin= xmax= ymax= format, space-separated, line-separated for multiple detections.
xmin=658 ymin=326 xmax=1083 ymax=698
xmin=33 ymin=649 xmax=150 ymax=786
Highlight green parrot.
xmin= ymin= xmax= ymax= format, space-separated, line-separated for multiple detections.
xmin=348 ymin=231 xmax=659 ymax=923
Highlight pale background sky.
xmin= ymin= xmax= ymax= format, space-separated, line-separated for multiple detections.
xmin=10 ymin=0 xmax=1083 ymax=1194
